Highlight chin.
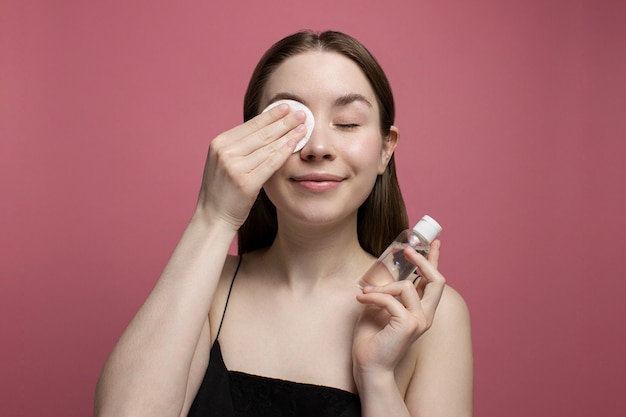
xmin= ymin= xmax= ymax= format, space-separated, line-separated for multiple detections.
xmin=281 ymin=204 xmax=358 ymax=227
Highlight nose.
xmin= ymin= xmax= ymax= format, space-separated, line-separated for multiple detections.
xmin=299 ymin=122 xmax=336 ymax=161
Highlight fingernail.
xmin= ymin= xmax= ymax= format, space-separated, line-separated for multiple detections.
xmin=293 ymin=110 xmax=306 ymax=122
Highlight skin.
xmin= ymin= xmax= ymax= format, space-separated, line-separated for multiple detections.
xmin=94 ymin=51 xmax=473 ymax=417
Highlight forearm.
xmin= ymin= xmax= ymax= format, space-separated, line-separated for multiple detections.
xmin=356 ymin=370 xmax=410 ymax=417
xmin=95 ymin=212 xmax=236 ymax=417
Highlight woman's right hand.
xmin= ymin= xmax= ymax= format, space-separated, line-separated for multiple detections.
xmin=195 ymin=103 xmax=308 ymax=229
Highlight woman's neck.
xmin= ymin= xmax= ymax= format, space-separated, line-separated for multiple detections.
xmin=261 ymin=217 xmax=375 ymax=291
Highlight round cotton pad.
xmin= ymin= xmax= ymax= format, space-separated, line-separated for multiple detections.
xmin=263 ymin=99 xmax=315 ymax=153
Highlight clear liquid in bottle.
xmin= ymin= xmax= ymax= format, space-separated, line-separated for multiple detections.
xmin=357 ymin=215 xmax=442 ymax=289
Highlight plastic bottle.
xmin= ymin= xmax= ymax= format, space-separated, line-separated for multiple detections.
xmin=357 ymin=215 xmax=442 ymax=289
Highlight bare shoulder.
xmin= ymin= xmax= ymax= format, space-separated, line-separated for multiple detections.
xmin=434 ymin=284 xmax=471 ymax=330
xmin=405 ymin=284 xmax=473 ymax=415
xmin=415 ymin=284 xmax=472 ymax=353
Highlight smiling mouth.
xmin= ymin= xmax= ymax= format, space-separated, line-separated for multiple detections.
xmin=291 ymin=174 xmax=344 ymax=192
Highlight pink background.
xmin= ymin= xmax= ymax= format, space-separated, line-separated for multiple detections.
xmin=2 ymin=1 xmax=625 ymax=416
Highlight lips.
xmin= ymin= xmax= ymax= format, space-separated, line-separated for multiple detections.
xmin=291 ymin=173 xmax=344 ymax=192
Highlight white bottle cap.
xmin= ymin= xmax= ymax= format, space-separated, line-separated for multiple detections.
xmin=412 ymin=215 xmax=442 ymax=243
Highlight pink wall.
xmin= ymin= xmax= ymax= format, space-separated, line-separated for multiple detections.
xmin=2 ymin=1 xmax=625 ymax=416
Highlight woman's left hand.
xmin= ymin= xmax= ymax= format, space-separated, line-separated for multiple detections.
xmin=352 ymin=240 xmax=446 ymax=375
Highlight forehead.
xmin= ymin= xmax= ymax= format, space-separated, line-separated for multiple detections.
xmin=262 ymin=51 xmax=378 ymax=108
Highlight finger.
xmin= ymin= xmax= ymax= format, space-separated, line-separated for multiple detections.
xmin=245 ymin=124 xmax=306 ymax=179
xmin=237 ymin=107 xmax=307 ymax=155
xmin=356 ymin=291 xmax=422 ymax=321
xmin=201 ymin=122 xmax=302 ymax=205
xmin=361 ymin=279 xmax=422 ymax=312
xmin=402 ymin=246 xmax=440 ymax=280
xmin=211 ymin=120 xmax=306 ymax=187
xmin=226 ymin=102 xmax=290 ymax=140
xmin=249 ymin=110 xmax=307 ymax=152
xmin=415 ymin=275 xmax=426 ymax=298
xmin=427 ymin=239 xmax=441 ymax=269
xmin=403 ymin=247 xmax=446 ymax=318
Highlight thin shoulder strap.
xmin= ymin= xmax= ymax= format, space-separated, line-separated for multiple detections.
xmin=215 ymin=256 xmax=242 ymax=340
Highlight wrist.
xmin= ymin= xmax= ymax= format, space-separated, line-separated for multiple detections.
xmin=179 ymin=208 xmax=239 ymax=256
xmin=191 ymin=204 xmax=240 ymax=234
xmin=354 ymin=368 xmax=410 ymax=417
xmin=354 ymin=367 xmax=396 ymax=394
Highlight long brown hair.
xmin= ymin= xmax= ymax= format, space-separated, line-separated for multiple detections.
xmin=238 ymin=30 xmax=408 ymax=256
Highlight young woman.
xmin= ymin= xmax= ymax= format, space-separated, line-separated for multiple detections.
xmin=95 ymin=30 xmax=473 ymax=417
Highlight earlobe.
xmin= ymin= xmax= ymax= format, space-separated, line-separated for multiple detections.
xmin=378 ymin=126 xmax=400 ymax=174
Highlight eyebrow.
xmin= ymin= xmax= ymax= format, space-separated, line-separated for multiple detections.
xmin=266 ymin=92 xmax=308 ymax=106
xmin=333 ymin=93 xmax=373 ymax=108
xmin=266 ymin=92 xmax=373 ymax=108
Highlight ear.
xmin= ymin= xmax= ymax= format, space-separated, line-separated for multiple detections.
xmin=378 ymin=126 xmax=399 ymax=174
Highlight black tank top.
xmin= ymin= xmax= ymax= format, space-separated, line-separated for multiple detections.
xmin=187 ymin=257 xmax=362 ymax=417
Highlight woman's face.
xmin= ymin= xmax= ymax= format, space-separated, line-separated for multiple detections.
xmin=261 ymin=51 xmax=398 ymax=227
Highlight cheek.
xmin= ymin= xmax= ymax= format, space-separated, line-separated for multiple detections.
xmin=342 ymin=133 xmax=384 ymax=168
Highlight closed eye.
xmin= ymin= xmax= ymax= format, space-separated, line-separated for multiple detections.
xmin=335 ymin=123 xmax=360 ymax=130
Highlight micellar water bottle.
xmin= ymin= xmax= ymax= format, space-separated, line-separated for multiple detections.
xmin=357 ymin=215 xmax=442 ymax=289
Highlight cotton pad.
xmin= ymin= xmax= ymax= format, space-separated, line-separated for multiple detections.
xmin=263 ymin=99 xmax=315 ymax=153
